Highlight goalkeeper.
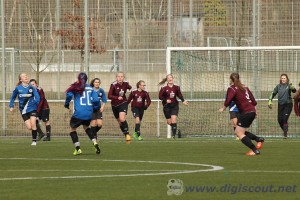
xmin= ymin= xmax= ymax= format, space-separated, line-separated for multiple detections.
xmin=268 ymin=74 xmax=296 ymax=139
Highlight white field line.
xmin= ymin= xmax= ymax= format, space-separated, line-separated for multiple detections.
xmin=0 ymin=158 xmax=224 ymax=181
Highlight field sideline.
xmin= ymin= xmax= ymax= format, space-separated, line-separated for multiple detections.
xmin=0 ymin=137 xmax=299 ymax=200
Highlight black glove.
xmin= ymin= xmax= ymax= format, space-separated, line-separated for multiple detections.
xmin=64 ymin=104 xmax=70 ymax=109
xmin=144 ymin=106 xmax=148 ymax=110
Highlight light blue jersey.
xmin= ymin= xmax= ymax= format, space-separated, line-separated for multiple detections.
xmin=94 ymin=88 xmax=107 ymax=104
xmin=9 ymin=84 xmax=40 ymax=114
xmin=65 ymin=84 xmax=100 ymax=120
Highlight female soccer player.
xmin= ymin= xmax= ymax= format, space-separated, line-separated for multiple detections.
xmin=90 ymin=78 xmax=107 ymax=140
xmin=9 ymin=73 xmax=40 ymax=146
xmin=108 ymin=72 xmax=132 ymax=142
xmin=30 ymin=79 xmax=51 ymax=141
xmin=158 ymin=74 xmax=188 ymax=139
xmin=219 ymin=73 xmax=264 ymax=156
xmin=268 ymin=74 xmax=296 ymax=139
xmin=64 ymin=72 xmax=100 ymax=155
xmin=293 ymin=83 xmax=300 ymax=117
xmin=127 ymin=80 xmax=151 ymax=141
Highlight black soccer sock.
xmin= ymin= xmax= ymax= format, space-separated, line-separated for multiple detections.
xmin=36 ymin=121 xmax=44 ymax=135
xmin=70 ymin=131 xmax=79 ymax=143
xmin=85 ymin=128 xmax=94 ymax=140
xmin=121 ymin=121 xmax=129 ymax=135
xmin=245 ymin=131 xmax=259 ymax=142
xmin=241 ymin=136 xmax=256 ymax=151
xmin=46 ymin=125 xmax=51 ymax=137
xmin=91 ymin=126 xmax=98 ymax=139
xmin=171 ymin=123 xmax=177 ymax=136
xmin=32 ymin=130 xmax=37 ymax=141
xmin=135 ymin=123 xmax=141 ymax=133
xmin=96 ymin=126 xmax=102 ymax=133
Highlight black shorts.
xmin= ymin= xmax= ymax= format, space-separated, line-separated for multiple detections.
xmin=163 ymin=103 xmax=179 ymax=119
xmin=237 ymin=112 xmax=256 ymax=128
xmin=38 ymin=109 xmax=50 ymax=122
xmin=229 ymin=111 xmax=238 ymax=119
xmin=131 ymin=107 xmax=145 ymax=121
xmin=22 ymin=111 xmax=38 ymax=121
xmin=70 ymin=117 xmax=91 ymax=129
xmin=91 ymin=110 xmax=103 ymax=120
xmin=112 ymin=103 xmax=128 ymax=119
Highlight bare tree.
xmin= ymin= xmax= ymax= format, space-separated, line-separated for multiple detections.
xmin=56 ymin=0 xmax=105 ymax=71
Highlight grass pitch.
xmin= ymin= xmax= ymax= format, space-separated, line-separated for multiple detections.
xmin=0 ymin=137 xmax=299 ymax=200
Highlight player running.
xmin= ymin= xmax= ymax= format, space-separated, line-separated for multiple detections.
xmin=108 ymin=72 xmax=132 ymax=142
xmin=158 ymin=74 xmax=188 ymax=139
xmin=64 ymin=72 xmax=100 ymax=155
xmin=127 ymin=80 xmax=151 ymax=141
xmin=9 ymin=73 xmax=40 ymax=146
xmin=219 ymin=73 xmax=264 ymax=156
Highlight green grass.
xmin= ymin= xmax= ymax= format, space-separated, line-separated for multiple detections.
xmin=0 ymin=137 xmax=299 ymax=200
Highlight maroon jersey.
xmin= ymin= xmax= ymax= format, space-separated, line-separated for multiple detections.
xmin=37 ymin=87 xmax=49 ymax=113
xmin=127 ymin=89 xmax=151 ymax=109
xmin=108 ymin=81 xmax=132 ymax=107
xmin=159 ymin=84 xmax=185 ymax=106
xmin=224 ymin=85 xmax=257 ymax=114
xmin=294 ymin=93 xmax=300 ymax=116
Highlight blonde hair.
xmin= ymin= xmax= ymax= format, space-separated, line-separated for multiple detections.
xmin=158 ymin=74 xmax=173 ymax=86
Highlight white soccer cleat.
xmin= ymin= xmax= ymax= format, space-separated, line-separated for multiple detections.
xmin=31 ymin=141 xmax=37 ymax=146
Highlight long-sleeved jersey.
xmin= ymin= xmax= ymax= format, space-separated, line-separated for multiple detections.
xmin=269 ymin=83 xmax=296 ymax=105
xmin=159 ymin=84 xmax=185 ymax=106
xmin=36 ymin=87 xmax=49 ymax=113
xmin=293 ymin=92 xmax=300 ymax=116
xmin=127 ymin=89 xmax=151 ymax=109
xmin=224 ymin=85 xmax=257 ymax=114
xmin=9 ymin=84 xmax=40 ymax=114
xmin=108 ymin=81 xmax=132 ymax=107
xmin=94 ymin=88 xmax=107 ymax=104
xmin=65 ymin=84 xmax=100 ymax=120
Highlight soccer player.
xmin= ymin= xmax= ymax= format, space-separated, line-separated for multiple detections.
xmin=229 ymin=100 xmax=240 ymax=140
xmin=64 ymin=72 xmax=101 ymax=155
xmin=293 ymin=82 xmax=300 ymax=118
xmin=158 ymin=74 xmax=188 ymax=139
xmin=90 ymin=78 xmax=107 ymax=140
xmin=219 ymin=72 xmax=264 ymax=156
xmin=127 ymin=80 xmax=151 ymax=141
xmin=9 ymin=73 xmax=40 ymax=146
xmin=268 ymin=73 xmax=296 ymax=139
xmin=29 ymin=79 xmax=51 ymax=141
xmin=108 ymin=72 xmax=132 ymax=142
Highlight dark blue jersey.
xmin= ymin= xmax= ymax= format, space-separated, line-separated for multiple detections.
xmin=94 ymin=88 xmax=107 ymax=104
xmin=65 ymin=84 xmax=100 ymax=120
xmin=229 ymin=101 xmax=239 ymax=112
xmin=9 ymin=84 xmax=40 ymax=114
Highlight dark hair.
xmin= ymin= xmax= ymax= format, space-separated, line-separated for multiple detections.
xmin=29 ymin=79 xmax=37 ymax=84
xmin=90 ymin=78 xmax=101 ymax=87
xmin=66 ymin=72 xmax=88 ymax=95
xmin=136 ymin=80 xmax=145 ymax=88
xmin=158 ymin=74 xmax=173 ymax=86
xmin=230 ymin=73 xmax=245 ymax=91
xmin=279 ymin=73 xmax=290 ymax=84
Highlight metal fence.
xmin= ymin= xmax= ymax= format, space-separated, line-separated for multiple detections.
xmin=1 ymin=0 xmax=300 ymax=137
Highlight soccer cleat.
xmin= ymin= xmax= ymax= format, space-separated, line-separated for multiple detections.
xmin=138 ymin=136 xmax=143 ymax=141
xmin=246 ymin=149 xmax=260 ymax=156
xmin=94 ymin=143 xmax=101 ymax=154
xmin=31 ymin=141 xmax=37 ymax=146
xmin=256 ymin=137 xmax=264 ymax=150
xmin=73 ymin=149 xmax=82 ymax=156
xmin=172 ymin=134 xmax=176 ymax=139
xmin=125 ymin=134 xmax=131 ymax=141
xmin=133 ymin=132 xmax=138 ymax=139
xmin=43 ymin=137 xmax=50 ymax=141
xmin=37 ymin=133 xmax=45 ymax=141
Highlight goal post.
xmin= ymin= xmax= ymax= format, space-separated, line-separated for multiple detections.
xmin=165 ymin=46 xmax=300 ymax=138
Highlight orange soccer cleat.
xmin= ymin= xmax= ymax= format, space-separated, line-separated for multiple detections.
xmin=246 ymin=149 xmax=260 ymax=156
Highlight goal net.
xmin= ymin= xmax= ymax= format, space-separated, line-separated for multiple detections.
xmin=166 ymin=46 xmax=300 ymax=138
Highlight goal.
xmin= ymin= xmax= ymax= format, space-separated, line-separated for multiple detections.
xmin=165 ymin=46 xmax=300 ymax=138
